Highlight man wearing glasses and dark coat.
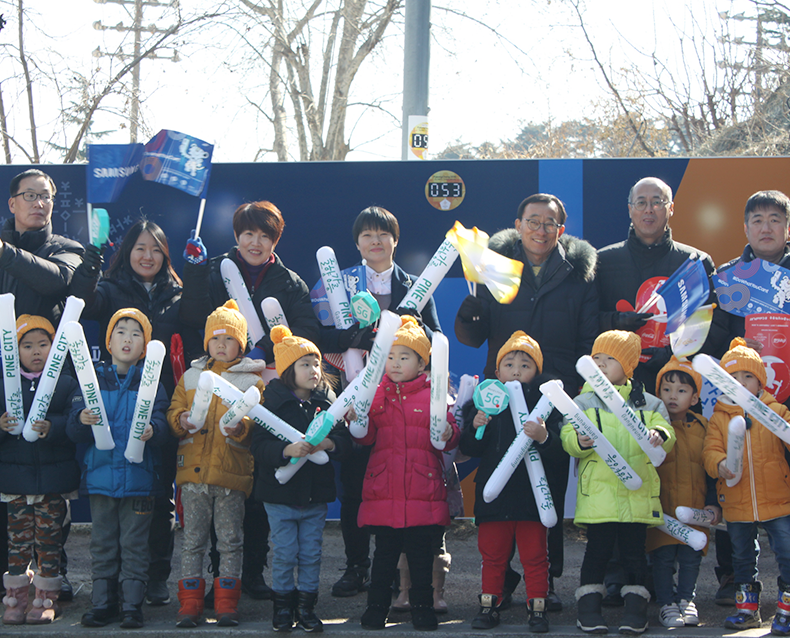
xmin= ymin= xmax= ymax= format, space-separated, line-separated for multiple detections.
xmin=3 ymin=169 xmax=84 ymax=324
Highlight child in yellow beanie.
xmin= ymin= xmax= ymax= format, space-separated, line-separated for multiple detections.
xmin=353 ymin=316 xmax=459 ymax=632
xmin=703 ymin=338 xmax=790 ymax=633
xmin=167 ymin=300 xmax=266 ymax=628
xmin=560 ymin=330 xmax=674 ymax=635
xmin=250 ymin=326 xmax=349 ymax=632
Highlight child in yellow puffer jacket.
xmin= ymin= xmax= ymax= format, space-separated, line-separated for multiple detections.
xmin=703 ymin=338 xmax=790 ymax=634
xmin=167 ymin=300 xmax=266 ymax=628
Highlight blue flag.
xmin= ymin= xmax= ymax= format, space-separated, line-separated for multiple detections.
xmin=714 ymin=258 xmax=790 ymax=317
xmin=140 ymin=130 xmax=213 ymax=198
xmin=656 ymin=257 xmax=710 ymax=335
xmin=86 ymin=143 xmax=144 ymax=204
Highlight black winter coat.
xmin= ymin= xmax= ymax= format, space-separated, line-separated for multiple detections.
xmin=455 ymin=230 xmax=598 ymax=392
xmin=459 ymin=375 xmax=565 ymax=525
xmin=70 ymin=264 xmax=202 ymax=395
xmin=0 ymin=219 xmax=84 ymax=324
xmin=180 ymin=249 xmax=320 ymax=362
xmin=0 ymin=373 xmax=81 ymax=495
xmin=251 ymin=379 xmax=350 ymax=506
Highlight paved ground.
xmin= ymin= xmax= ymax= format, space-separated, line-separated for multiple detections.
xmin=0 ymin=520 xmax=780 ymax=635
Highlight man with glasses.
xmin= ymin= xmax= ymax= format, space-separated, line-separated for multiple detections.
xmin=3 ymin=169 xmax=83 ymax=323
xmin=455 ymin=193 xmax=598 ymax=613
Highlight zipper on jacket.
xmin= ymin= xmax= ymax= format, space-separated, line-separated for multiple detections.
xmin=745 ymin=425 xmax=759 ymax=521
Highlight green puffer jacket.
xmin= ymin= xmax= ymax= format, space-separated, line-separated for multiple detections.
xmin=560 ymin=381 xmax=675 ymax=527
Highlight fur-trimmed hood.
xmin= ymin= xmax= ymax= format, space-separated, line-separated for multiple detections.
xmin=488 ymin=228 xmax=597 ymax=284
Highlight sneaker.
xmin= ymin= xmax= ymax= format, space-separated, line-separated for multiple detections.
xmin=659 ymin=603 xmax=684 ymax=628
xmin=471 ymin=594 xmax=500 ymax=630
xmin=546 ymin=576 xmax=563 ymax=612
xmin=331 ymin=566 xmax=369 ymax=598
xmin=679 ymin=599 xmax=699 ymax=626
xmin=146 ymin=579 xmax=170 ymax=606
xmin=725 ymin=610 xmax=761 ymax=630
xmin=772 ymin=612 xmax=790 ymax=635
xmin=716 ymin=573 xmax=736 ymax=607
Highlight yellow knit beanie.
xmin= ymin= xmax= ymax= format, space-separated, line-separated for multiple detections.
xmin=204 ymin=300 xmax=248 ymax=352
xmin=392 ymin=316 xmax=431 ymax=364
xmin=16 ymin=315 xmax=55 ymax=342
xmin=271 ymin=325 xmax=322 ymax=377
xmin=592 ymin=330 xmax=642 ymax=380
xmin=106 ymin=308 xmax=152 ymax=359
xmin=496 ymin=330 xmax=543 ymax=373
xmin=656 ymin=355 xmax=703 ymax=395
xmin=720 ymin=337 xmax=766 ymax=387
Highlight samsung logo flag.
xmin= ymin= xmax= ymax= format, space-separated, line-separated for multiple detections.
xmin=92 ymin=165 xmax=140 ymax=179
xmin=86 ymin=143 xmax=144 ymax=204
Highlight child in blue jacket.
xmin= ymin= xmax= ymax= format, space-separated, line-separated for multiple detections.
xmin=67 ymin=309 xmax=170 ymax=629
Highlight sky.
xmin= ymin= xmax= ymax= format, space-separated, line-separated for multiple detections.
xmin=0 ymin=0 xmax=760 ymax=164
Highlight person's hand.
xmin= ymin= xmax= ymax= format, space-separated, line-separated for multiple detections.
xmin=441 ymin=422 xmax=453 ymax=441
xmin=704 ymin=505 xmax=723 ymax=526
xmin=457 ymin=295 xmax=483 ymax=322
xmin=179 ymin=412 xmax=197 ymax=432
xmin=577 ymin=432 xmax=594 ymax=448
xmin=0 ymin=412 xmax=17 ymax=433
xmin=314 ymin=438 xmax=335 ymax=453
xmin=81 ymin=244 xmax=103 ymax=276
xmin=744 ymin=338 xmax=764 ymax=353
xmin=613 ymin=311 xmax=652 ymax=332
xmin=718 ymin=460 xmax=736 ymax=480
xmin=284 ymin=440 xmax=313 ymax=459
xmin=472 ymin=411 xmax=490 ymax=430
xmin=338 ymin=324 xmax=375 ymax=351
xmin=140 ymin=424 xmax=153 ymax=442
xmin=395 ymin=306 xmax=423 ymax=325
xmin=184 ymin=230 xmax=207 ymax=265
xmin=642 ymin=346 xmax=673 ymax=372
xmin=80 ymin=409 xmax=100 ymax=426
xmin=524 ymin=418 xmax=548 ymax=444
xmin=224 ymin=421 xmax=244 ymax=438
xmin=31 ymin=419 xmax=51 ymax=438
xmin=647 ymin=429 xmax=664 ymax=447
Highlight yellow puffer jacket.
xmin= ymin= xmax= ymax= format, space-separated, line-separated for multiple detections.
xmin=646 ymin=411 xmax=710 ymax=554
xmin=167 ymin=356 xmax=266 ymax=497
xmin=703 ymin=391 xmax=790 ymax=523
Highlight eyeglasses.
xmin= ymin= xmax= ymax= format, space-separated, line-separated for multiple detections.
xmin=629 ymin=198 xmax=670 ymax=212
xmin=12 ymin=191 xmax=53 ymax=203
xmin=522 ymin=218 xmax=563 ymax=234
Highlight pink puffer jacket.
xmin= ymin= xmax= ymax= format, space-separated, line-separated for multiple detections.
xmin=354 ymin=373 xmax=460 ymax=529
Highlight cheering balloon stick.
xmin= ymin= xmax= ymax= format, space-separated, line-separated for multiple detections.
xmin=726 ymin=416 xmax=746 ymax=488
xmin=397 ymin=237 xmax=459 ymax=315
xmin=576 ymin=355 xmax=666 ymax=467
xmin=62 ymin=321 xmax=114 ymax=451
xmin=125 ymin=341 xmax=166 ymax=463
xmin=23 ymin=297 xmax=86 ymax=443
xmin=540 ymin=380 xmax=642 ymax=491
xmin=483 ymin=381 xmax=559 ymax=510
xmin=451 ymin=374 xmax=478 ymax=425
xmin=658 ymin=514 xmax=708 ymax=551
xmin=220 ymin=259 xmax=266 ymax=350
xmin=0 ymin=294 xmax=24 ymax=435
xmin=472 ymin=379 xmax=509 ymax=440
xmin=218 ymin=386 xmax=261 ymax=437
xmin=207 ymin=371 xmax=328 ymax=465
xmin=261 ymin=297 xmax=289 ymax=330
xmin=187 ymin=372 xmax=214 ymax=434
xmin=316 ymin=246 xmax=365 ymax=379
xmin=675 ymin=506 xmax=717 ymax=528
xmin=430 ymin=333 xmax=451 ymax=451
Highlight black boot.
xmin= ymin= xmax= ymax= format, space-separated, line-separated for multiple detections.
xmin=619 ymin=585 xmax=650 ymax=635
xmin=272 ymin=590 xmax=296 ymax=632
xmin=295 ymin=591 xmax=323 ymax=632
xmin=410 ymin=587 xmax=438 ymax=631
xmin=332 ymin=565 xmax=369 ymax=597
xmin=528 ymin=598 xmax=550 ymax=633
xmin=81 ymin=578 xmax=120 ymax=627
xmin=499 ymin=567 xmax=521 ymax=610
xmin=361 ymin=583 xmax=391 ymax=630
xmin=575 ymin=584 xmax=607 ymax=634
xmin=120 ymin=579 xmax=146 ymax=629
xmin=471 ymin=593 xmax=500 ymax=629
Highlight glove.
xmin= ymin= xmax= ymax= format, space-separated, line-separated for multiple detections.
xmin=457 ymin=294 xmax=483 ymax=322
xmin=184 ymin=230 xmax=207 ymax=265
xmin=395 ymin=306 xmax=423 ymax=326
xmin=641 ymin=346 xmax=673 ymax=372
xmin=612 ymin=311 xmax=652 ymax=332
xmin=337 ymin=324 xmax=376 ymax=352
xmin=80 ymin=244 xmax=103 ymax=276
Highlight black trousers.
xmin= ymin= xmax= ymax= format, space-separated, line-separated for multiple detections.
xmin=581 ymin=522 xmax=647 ymax=587
xmin=339 ymin=444 xmax=371 ymax=569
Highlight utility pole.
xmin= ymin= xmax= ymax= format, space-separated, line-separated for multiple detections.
xmin=92 ymin=0 xmax=179 ymax=142
xmin=401 ymin=0 xmax=430 ymax=160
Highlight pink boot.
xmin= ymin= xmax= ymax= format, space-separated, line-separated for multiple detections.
xmin=3 ymin=572 xmax=32 ymax=625
xmin=26 ymin=574 xmax=62 ymax=624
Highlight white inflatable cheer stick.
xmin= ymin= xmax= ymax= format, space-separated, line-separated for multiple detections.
xmin=675 ymin=506 xmax=716 ymax=528
xmin=63 ymin=321 xmax=114 ymax=450
xmin=576 ymin=355 xmax=666 ymax=467
xmin=124 ymin=340 xmax=165 ymax=463
xmin=219 ymin=385 xmax=261 ymax=436
xmin=316 ymin=246 xmax=364 ymax=379
xmin=23 ymin=297 xmax=85 ymax=442
xmin=693 ymin=354 xmax=790 ymax=445
xmin=261 ymin=297 xmax=289 ymax=330
xmin=208 ymin=372 xmax=328 ymax=465
xmin=658 ymin=514 xmax=708 ymax=551
xmin=397 ymin=237 xmax=459 ymax=314
xmin=0 ymin=294 xmax=23 ymax=434
xmin=451 ymin=374 xmax=478 ymax=425
xmin=726 ymin=415 xmax=746 ymax=488
xmin=220 ymin=259 xmax=266 ymax=348
xmin=430 ymin=333 xmax=450 ymax=450
xmin=540 ymin=380 xmax=642 ymax=490
xmin=187 ymin=372 xmax=214 ymax=433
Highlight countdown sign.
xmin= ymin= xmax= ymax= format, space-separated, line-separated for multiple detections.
xmin=408 ymin=116 xmax=428 ymax=160
xmin=425 ymin=170 xmax=466 ymax=211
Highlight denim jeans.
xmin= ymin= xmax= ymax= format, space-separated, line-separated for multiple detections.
xmin=651 ymin=543 xmax=703 ymax=605
xmin=264 ymin=502 xmax=327 ymax=593
xmin=728 ymin=515 xmax=790 ymax=584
